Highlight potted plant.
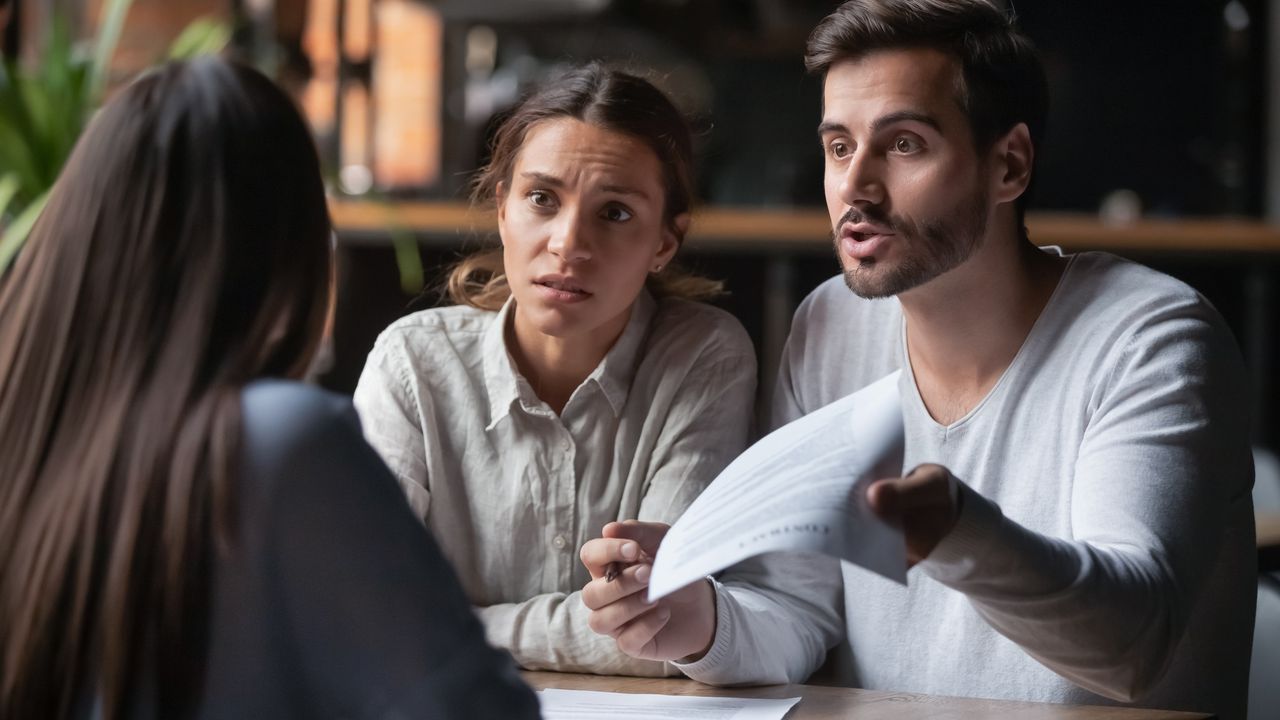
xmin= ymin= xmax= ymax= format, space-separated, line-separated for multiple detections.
xmin=0 ymin=0 xmax=228 ymax=274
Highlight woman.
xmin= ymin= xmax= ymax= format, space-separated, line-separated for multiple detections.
xmin=354 ymin=64 xmax=757 ymax=675
xmin=0 ymin=57 xmax=537 ymax=719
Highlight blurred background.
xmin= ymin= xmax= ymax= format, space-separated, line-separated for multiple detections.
xmin=1 ymin=1 xmax=1279 ymax=717
xmin=2 ymin=0 xmax=1275 ymax=431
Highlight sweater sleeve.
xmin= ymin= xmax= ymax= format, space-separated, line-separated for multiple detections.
xmin=262 ymin=396 xmax=539 ymax=719
xmin=675 ymin=552 xmax=845 ymax=685
xmin=916 ymin=299 xmax=1254 ymax=702
xmin=674 ymin=317 xmax=845 ymax=686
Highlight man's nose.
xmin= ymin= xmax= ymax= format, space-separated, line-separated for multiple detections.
xmin=838 ymin=150 xmax=886 ymax=207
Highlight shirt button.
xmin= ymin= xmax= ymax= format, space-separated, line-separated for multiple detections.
xmin=561 ymin=439 xmax=571 ymax=452
xmin=552 ymin=534 xmax=567 ymax=550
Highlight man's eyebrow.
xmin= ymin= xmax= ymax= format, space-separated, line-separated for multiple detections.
xmin=817 ymin=120 xmax=849 ymax=137
xmin=870 ymin=111 xmax=941 ymax=134
xmin=817 ymin=112 xmax=942 ymax=138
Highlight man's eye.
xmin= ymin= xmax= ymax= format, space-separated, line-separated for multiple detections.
xmin=893 ymin=136 xmax=920 ymax=153
xmin=602 ymin=205 xmax=633 ymax=222
xmin=829 ymin=141 xmax=851 ymax=159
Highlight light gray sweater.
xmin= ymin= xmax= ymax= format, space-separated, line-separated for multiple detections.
xmin=678 ymin=251 xmax=1256 ymax=720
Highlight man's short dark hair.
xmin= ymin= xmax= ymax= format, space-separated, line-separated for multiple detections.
xmin=806 ymin=0 xmax=1048 ymax=235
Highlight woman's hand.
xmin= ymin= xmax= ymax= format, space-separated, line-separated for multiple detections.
xmin=579 ymin=520 xmax=717 ymax=662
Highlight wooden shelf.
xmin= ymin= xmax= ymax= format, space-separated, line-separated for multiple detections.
xmin=330 ymin=199 xmax=1280 ymax=254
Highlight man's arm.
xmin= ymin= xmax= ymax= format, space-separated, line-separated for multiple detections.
xmin=873 ymin=306 xmax=1253 ymax=701
xmin=578 ymin=321 xmax=845 ymax=686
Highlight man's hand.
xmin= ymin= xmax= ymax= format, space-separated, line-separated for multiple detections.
xmin=866 ymin=463 xmax=960 ymax=567
xmin=579 ymin=520 xmax=717 ymax=662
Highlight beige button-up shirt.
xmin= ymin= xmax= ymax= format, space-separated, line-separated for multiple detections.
xmin=353 ymin=291 xmax=756 ymax=675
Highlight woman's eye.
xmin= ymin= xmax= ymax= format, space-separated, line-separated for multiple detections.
xmin=528 ymin=190 xmax=555 ymax=208
xmin=601 ymin=205 xmax=633 ymax=222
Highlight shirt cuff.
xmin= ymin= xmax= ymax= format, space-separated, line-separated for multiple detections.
xmin=915 ymin=478 xmax=1005 ymax=585
xmin=671 ymin=577 xmax=735 ymax=679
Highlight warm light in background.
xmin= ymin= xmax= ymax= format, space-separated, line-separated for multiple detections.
xmin=300 ymin=0 xmax=337 ymax=136
xmin=373 ymin=0 xmax=441 ymax=189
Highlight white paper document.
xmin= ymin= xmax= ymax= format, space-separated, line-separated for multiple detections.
xmin=538 ymin=689 xmax=800 ymax=720
xmin=648 ymin=370 xmax=906 ymax=601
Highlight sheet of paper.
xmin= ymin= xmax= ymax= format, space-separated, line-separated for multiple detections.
xmin=649 ymin=370 xmax=906 ymax=601
xmin=538 ymin=688 xmax=800 ymax=720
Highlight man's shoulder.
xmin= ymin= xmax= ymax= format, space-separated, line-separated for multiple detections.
xmin=776 ymin=276 xmax=904 ymax=418
xmin=1058 ymin=252 xmax=1224 ymax=336
xmin=1067 ymin=251 xmax=1200 ymax=302
xmin=794 ymin=275 xmax=902 ymax=332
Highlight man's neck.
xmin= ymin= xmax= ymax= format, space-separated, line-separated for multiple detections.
xmin=898 ymin=235 xmax=1066 ymax=425
xmin=507 ymin=307 xmax=627 ymax=416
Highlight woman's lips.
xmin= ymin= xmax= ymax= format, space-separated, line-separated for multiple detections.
xmin=534 ymin=278 xmax=592 ymax=303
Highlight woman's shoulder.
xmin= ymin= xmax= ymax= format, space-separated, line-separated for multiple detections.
xmin=371 ymin=304 xmax=496 ymax=354
xmin=239 ymin=380 xmax=371 ymax=479
xmin=648 ymin=297 xmax=756 ymax=366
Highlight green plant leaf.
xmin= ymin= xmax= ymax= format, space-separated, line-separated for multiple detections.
xmin=391 ymin=229 xmax=425 ymax=295
xmin=89 ymin=0 xmax=135 ymax=103
xmin=0 ymin=174 xmax=19 ymax=221
xmin=168 ymin=18 xmax=231 ymax=60
xmin=0 ymin=190 xmax=48 ymax=276
xmin=0 ymin=110 xmax=44 ymax=206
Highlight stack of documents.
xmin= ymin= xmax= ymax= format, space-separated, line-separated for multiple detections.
xmin=538 ymin=688 xmax=801 ymax=720
xmin=649 ymin=371 xmax=907 ymax=601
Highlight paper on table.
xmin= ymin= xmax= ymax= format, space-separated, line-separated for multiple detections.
xmin=538 ymin=689 xmax=800 ymax=720
xmin=648 ymin=370 xmax=906 ymax=601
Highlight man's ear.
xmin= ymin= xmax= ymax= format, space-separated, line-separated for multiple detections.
xmin=992 ymin=123 xmax=1033 ymax=205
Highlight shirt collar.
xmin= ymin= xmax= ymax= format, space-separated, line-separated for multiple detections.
xmin=482 ymin=297 xmax=528 ymax=430
xmin=589 ymin=289 xmax=655 ymax=417
xmin=481 ymin=290 xmax=657 ymax=428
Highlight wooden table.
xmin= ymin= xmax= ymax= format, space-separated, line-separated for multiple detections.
xmin=524 ymin=671 xmax=1213 ymax=719
xmin=1260 ymin=511 xmax=1280 ymax=573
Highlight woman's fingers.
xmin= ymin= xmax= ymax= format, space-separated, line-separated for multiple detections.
xmin=584 ymin=566 xmax=659 ymax=636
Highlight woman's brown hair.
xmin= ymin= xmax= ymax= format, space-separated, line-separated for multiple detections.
xmin=448 ymin=63 xmax=723 ymax=310
xmin=0 ymin=57 xmax=331 ymax=718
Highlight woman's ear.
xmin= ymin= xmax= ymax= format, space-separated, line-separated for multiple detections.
xmin=495 ymin=181 xmax=508 ymax=245
xmin=656 ymin=213 xmax=688 ymax=268
xmin=992 ymin=123 xmax=1033 ymax=205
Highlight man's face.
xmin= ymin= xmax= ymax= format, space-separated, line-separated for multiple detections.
xmin=820 ymin=48 xmax=992 ymax=299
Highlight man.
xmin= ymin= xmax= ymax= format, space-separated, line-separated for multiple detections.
xmin=578 ymin=1 xmax=1256 ymax=717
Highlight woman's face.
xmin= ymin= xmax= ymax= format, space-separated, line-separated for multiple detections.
xmin=499 ymin=117 xmax=681 ymax=346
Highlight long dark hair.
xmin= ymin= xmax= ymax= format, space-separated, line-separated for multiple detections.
xmin=448 ymin=63 xmax=723 ymax=309
xmin=0 ymin=56 xmax=332 ymax=718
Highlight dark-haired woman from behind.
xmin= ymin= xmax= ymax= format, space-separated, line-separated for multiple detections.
xmin=354 ymin=64 xmax=757 ymax=676
xmin=0 ymin=56 xmax=538 ymax=720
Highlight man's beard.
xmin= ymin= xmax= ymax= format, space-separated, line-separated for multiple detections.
xmin=835 ymin=188 xmax=989 ymax=299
